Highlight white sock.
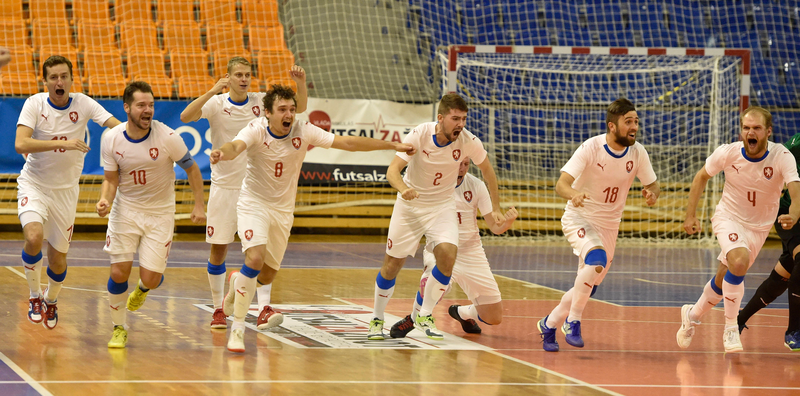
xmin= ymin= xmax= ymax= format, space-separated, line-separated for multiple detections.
xmin=257 ymin=283 xmax=273 ymax=311
xmin=567 ymin=265 xmax=600 ymax=322
xmin=458 ymin=305 xmax=478 ymax=321
xmin=44 ymin=278 xmax=63 ymax=304
xmin=411 ymin=291 xmax=422 ymax=321
xmin=689 ymin=280 xmax=723 ymax=322
xmin=419 ymin=267 xmax=450 ymax=317
xmin=233 ymin=272 xmax=258 ymax=323
xmin=722 ymin=279 xmax=745 ymax=327
xmin=546 ymin=288 xmax=574 ymax=328
xmin=108 ymin=292 xmax=127 ymax=327
xmin=373 ymin=284 xmax=395 ymax=320
xmin=23 ymin=258 xmax=43 ymax=298
xmin=208 ymin=273 xmax=225 ymax=309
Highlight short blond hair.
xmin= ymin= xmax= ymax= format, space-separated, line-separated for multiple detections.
xmin=741 ymin=106 xmax=772 ymax=129
xmin=227 ymin=57 xmax=251 ymax=74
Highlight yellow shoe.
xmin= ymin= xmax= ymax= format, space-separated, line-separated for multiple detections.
xmin=108 ymin=326 xmax=128 ymax=348
xmin=127 ymin=287 xmax=149 ymax=311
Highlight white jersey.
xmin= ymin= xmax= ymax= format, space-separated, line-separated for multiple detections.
xmin=101 ymin=120 xmax=191 ymax=215
xmin=201 ymin=92 xmax=266 ymax=189
xmin=561 ymin=134 xmax=657 ymax=229
xmin=453 ymin=173 xmax=494 ymax=249
xmin=706 ymin=141 xmax=800 ymax=231
xmin=17 ymin=93 xmax=113 ymax=189
xmin=396 ymin=122 xmax=487 ymax=206
xmin=234 ymin=118 xmax=335 ymax=212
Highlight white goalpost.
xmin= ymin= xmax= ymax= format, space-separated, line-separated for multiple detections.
xmin=441 ymin=45 xmax=751 ymax=244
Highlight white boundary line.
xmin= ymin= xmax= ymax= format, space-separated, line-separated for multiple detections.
xmin=0 ymin=352 xmax=54 ymax=396
xmin=495 ymin=273 xmax=622 ymax=307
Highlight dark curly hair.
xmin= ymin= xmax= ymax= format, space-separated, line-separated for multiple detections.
xmin=263 ymin=84 xmax=297 ymax=113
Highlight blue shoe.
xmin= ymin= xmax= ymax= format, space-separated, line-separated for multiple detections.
xmin=561 ymin=320 xmax=584 ymax=348
xmin=537 ymin=316 xmax=559 ymax=352
xmin=785 ymin=331 xmax=800 ymax=351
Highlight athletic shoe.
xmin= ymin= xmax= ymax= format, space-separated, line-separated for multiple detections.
xmin=222 ymin=271 xmax=239 ymax=316
xmin=448 ymin=305 xmax=481 ymax=334
xmin=227 ymin=328 xmax=245 ymax=353
xmin=210 ymin=308 xmax=227 ymax=329
xmin=42 ymin=300 xmax=58 ymax=330
xmin=390 ymin=315 xmax=415 ymax=338
xmin=126 ymin=286 xmax=148 ymax=312
xmin=108 ymin=326 xmax=128 ymax=348
xmin=561 ymin=320 xmax=584 ymax=348
xmin=785 ymin=331 xmax=800 ymax=351
xmin=367 ymin=318 xmax=385 ymax=340
xmin=28 ymin=296 xmax=43 ymax=324
xmin=723 ymin=326 xmax=743 ymax=353
xmin=537 ymin=316 xmax=559 ymax=352
xmin=414 ymin=315 xmax=444 ymax=340
xmin=256 ymin=305 xmax=284 ymax=331
xmin=677 ymin=304 xmax=700 ymax=349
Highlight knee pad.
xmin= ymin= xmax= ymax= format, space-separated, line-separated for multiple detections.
xmin=585 ymin=249 xmax=607 ymax=268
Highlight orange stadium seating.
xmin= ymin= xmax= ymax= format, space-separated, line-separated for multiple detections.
xmin=163 ymin=21 xmax=204 ymax=53
xmin=29 ymin=0 xmax=68 ymax=22
xmin=257 ymin=50 xmax=295 ymax=86
xmin=0 ymin=0 xmax=24 ymax=22
xmin=119 ymin=22 xmax=162 ymax=55
xmin=32 ymin=20 xmax=76 ymax=52
xmin=248 ymin=26 xmax=287 ymax=55
xmin=0 ymin=20 xmax=30 ymax=52
xmin=83 ymin=51 xmax=127 ymax=96
xmin=127 ymin=51 xmax=173 ymax=98
xmin=115 ymin=0 xmax=154 ymax=26
xmin=77 ymin=21 xmax=118 ymax=52
xmin=206 ymin=23 xmax=248 ymax=56
xmin=157 ymin=0 xmax=197 ymax=26
xmin=72 ymin=0 xmax=111 ymax=24
xmin=171 ymin=51 xmax=214 ymax=98
xmin=242 ymin=0 xmax=280 ymax=28
xmin=0 ymin=49 xmax=39 ymax=95
xmin=201 ymin=0 xmax=238 ymax=26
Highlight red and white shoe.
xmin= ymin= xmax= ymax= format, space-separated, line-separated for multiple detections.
xmin=210 ymin=308 xmax=228 ymax=329
xmin=256 ymin=305 xmax=284 ymax=331
xmin=43 ymin=300 xmax=58 ymax=329
xmin=28 ymin=296 xmax=44 ymax=324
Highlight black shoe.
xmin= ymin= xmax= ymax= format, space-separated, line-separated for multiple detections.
xmin=390 ymin=315 xmax=415 ymax=338
xmin=448 ymin=305 xmax=481 ymax=334
xmin=739 ymin=323 xmax=748 ymax=334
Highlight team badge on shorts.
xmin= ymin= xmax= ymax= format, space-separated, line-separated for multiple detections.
xmin=292 ymin=137 xmax=302 ymax=150
xmin=387 ymin=238 xmax=393 ymax=250
xmin=149 ymin=147 xmax=159 ymax=160
xmin=106 ymin=236 xmax=111 ymax=247
xmin=764 ymin=167 xmax=773 ymax=180
xmin=577 ymin=228 xmax=586 ymax=238
xmin=463 ymin=191 xmax=473 ymax=202
xmin=207 ymin=226 xmax=214 ymax=237
xmin=452 ymin=149 xmax=461 ymax=161
xmin=20 ymin=197 xmax=28 ymax=206
xmin=729 ymin=233 xmax=738 ymax=242
xmin=626 ymin=161 xmax=633 ymax=173
xmin=252 ymin=106 xmax=260 ymax=117
xmin=244 ymin=229 xmax=254 ymax=241
xmin=69 ymin=111 xmax=79 ymax=123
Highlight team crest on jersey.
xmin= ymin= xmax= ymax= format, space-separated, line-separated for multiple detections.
xmin=387 ymin=238 xmax=393 ymax=250
xmin=252 ymin=106 xmax=261 ymax=117
xmin=20 ymin=197 xmax=28 ymax=207
xmin=69 ymin=111 xmax=78 ymax=123
xmin=452 ymin=149 xmax=461 ymax=161
xmin=244 ymin=229 xmax=254 ymax=241
xmin=764 ymin=167 xmax=774 ymax=180
xmin=577 ymin=228 xmax=585 ymax=238
xmin=292 ymin=137 xmax=302 ymax=150
xmin=729 ymin=233 xmax=738 ymax=242
xmin=207 ymin=226 xmax=214 ymax=237
xmin=626 ymin=161 xmax=633 ymax=173
xmin=149 ymin=147 xmax=159 ymax=160
xmin=463 ymin=191 xmax=473 ymax=202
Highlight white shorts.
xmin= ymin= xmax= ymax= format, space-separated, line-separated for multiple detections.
xmin=17 ymin=178 xmax=78 ymax=253
xmin=237 ymin=196 xmax=293 ymax=271
xmin=423 ymin=245 xmax=501 ymax=306
xmin=386 ymin=198 xmax=459 ymax=258
xmin=104 ymin=206 xmax=175 ymax=273
xmin=712 ymin=215 xmax=770 ymax=269
xmin=562 ymin=211 xmax=618 ymax=285
xmin=206 ymin=184 xmax=240 ymax=244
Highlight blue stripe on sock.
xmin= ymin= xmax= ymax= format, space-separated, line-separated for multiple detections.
xmin=207 ymin=261 xmax=226 ymax=275
xmin=107 ymin=278 xmax=128 ymax=295
xmin=431 ymin=266 xmax=451 ymax=285
xmin=724 ymin=271 xmax=745 ymax=286
xmin=415 ymin=291 xmax=423 ymax=305
xmin=157 ymin=274 xmax=164 ymax=288
xmin=710 ymin=275 xmax=723 ymax=295
xmin=240 ymin=264 xmax=260 ymax=279
xmin=375 ymin=272 xmax=396 ymax=290
xmin=46 ymin=267 xmax=66 ymax=282
xmin=477 ymin=314 xmax=490 ymax=325
xmin=21 ymin=249 xmax=42 ymax=264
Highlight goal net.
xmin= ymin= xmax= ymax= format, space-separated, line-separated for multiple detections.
xmin=441 ymin=46 xmax=749 ymax=244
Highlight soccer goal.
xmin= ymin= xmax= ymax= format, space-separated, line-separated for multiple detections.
xmin=440 ymin=45 xmax=750 ymax=243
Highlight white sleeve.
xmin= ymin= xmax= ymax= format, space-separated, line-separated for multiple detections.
xmin=396 ymin=129 xmax=421 ymax=162
xmin=233 ymin=120 xmax=263 ymax=149
xmin=779 ymin=148 xmax=800 ymax=185
xmin=704 ymin=144 xmax=729 ymax=177
xmin=306 ymin=123 xmax=335 ymax=149
xmin=86 ymin=96 xmax=113 ymax=125
xmin=200 ymin=96 xmax=219 ymax=120
xmin=635 ymin=147 xmax=657 ymax=185
xmin=467 ymin=136 xmax=488 ymax=166
xmin=17 ymin=97 xmax=38 ymax=129
xmin=165 ymin=129 xmax=191 ymax=162
xmin=560 ymin=143 xmax=591 ymax=179
xmin=101 ymin=133 xmax=118 ymax=172
xmin=474 ymin=179 xmax=494 ymax=217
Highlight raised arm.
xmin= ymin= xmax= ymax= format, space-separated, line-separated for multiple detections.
xmin=475 ymin=157 xmax=505 ymax=224
xmin=15 ymin=125 xmax=89 ymax=154
xmin=329 ymin=135 xmax=414 ymax=154
xmin=96 ymin=170 xmax=120 ymax=217
xmin=290 ymin=65 xmax=308 ymax=114
xmin=683 ymin=166 xmax=713 ymax=234
xmin=209 ymin=140 xmax=247 ymax=164
xmin=180 ymin=78 xmax=229 ymax=123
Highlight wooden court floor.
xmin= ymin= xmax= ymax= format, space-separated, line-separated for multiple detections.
xmin=0 ymin=237 xmax=797 ymax=395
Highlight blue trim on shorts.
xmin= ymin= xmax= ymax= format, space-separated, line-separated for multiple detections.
xmin=240 ymin=264 xmax=260 ymax=279
xmin=431 ymin=265 xmax=451 ymax=285
xmin=724 ymin=271 xmax=745 ymax=285
xmin=46 ymin=267 xmax=66 ymax=282
xmin=585 ymin=249 xmax=607 ymax=268
xmin=415 ymin=291 xmax=423 ymax=305
xmin=709 ymin=275 xmax=723 ymax=295
xmin=107 ymin=278 xmax=128 ymax=295
xmin=375 ymin=272 xmax=396 ymax=290
xmin=21 ymin=250 xmax=42 ymax=264
xmin=208 ymin=261 xmax=227 ymax=275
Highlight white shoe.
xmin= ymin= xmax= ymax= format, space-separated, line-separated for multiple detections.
xmin=367 ymin=318 xmax=385 ymax=340
xmin=723 ymin=326 xmax=743 ymax=353
xmin=227 ymin=328 xmax=245 ymax=353
xmin=222 ymin=272 xmax=239 ymax=317
xmin=677 ymin=304 xmax=700 ymax=349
